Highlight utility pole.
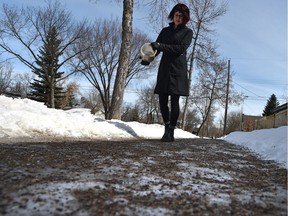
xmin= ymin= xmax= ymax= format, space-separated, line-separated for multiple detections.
xmin=223 ymin=59 xmax=230 ymax=135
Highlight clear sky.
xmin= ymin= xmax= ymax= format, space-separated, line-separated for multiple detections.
xmin=214 ymin=0 xmax=287 ymax=116
xmin=0 ymin=0 xmax=287 ymax=117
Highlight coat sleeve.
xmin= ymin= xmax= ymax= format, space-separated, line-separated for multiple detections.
xmin=154 ymin=29 xmax=164 ymax=56
xmin=156 ymin=29 xmax=193 ymax=55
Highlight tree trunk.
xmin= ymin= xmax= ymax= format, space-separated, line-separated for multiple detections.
xmin=109 ymin=0 xmax=133 ymax=120
xmin=50 ymin=85 xmax=55 ymax=108
xmin=181 ymin=21 xmax=201 ymax=129
xmin=50 ymin=72 xmax=55 ymax=109
xmin=197 ymin=99 xmax=212 ymax=136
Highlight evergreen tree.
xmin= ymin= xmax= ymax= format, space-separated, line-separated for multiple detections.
xmin=262 ymin=94 xmax=279 ymax=116
xmin=30 ymin=26 xmax=65 ymax=108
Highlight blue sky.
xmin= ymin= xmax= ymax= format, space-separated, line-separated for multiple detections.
xmin=1 ymin=0 xmax=287 ymax=117
xmin=213 ymin=0 xmax=287 ymax=116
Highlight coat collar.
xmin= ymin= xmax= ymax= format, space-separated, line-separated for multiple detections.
xmin=169 ymin=22 xmax=187 ymax=30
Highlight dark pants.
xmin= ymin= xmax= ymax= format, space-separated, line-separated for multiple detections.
xmin=159 ymin=94 xmax=180 ymax=127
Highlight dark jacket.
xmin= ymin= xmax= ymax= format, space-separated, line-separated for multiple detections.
xmin=154 ymin=23 xmax=193 ymax=96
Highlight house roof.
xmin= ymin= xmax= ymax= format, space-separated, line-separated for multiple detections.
xmin=271 ymin=103 xmax=288 ymax=114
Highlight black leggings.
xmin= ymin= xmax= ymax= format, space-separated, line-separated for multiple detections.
xmin=159 ymin=94 xmax=180 ymax=127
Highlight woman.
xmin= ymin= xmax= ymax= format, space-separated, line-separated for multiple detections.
xmin=151 ymin=3 xmax=193 ymax=142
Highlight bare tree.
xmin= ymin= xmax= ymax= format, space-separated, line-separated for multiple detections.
xmin=144 ymin=0 xmax=176 ymax=31
xmin=183 ymin=0 xmax=228 ymax=129
xmin=178 ymin=107 xmax=200 ymax=133
xmin=137 ymin=83 xmax=161 ymax=124
xmin=0 ymin=61 xmax=12 ymax=94
xmin=73 ymin=19 xmax=119 ymax=118
xmin=80 ymin=89 xmax=104 ymax=115
xmin=191 ymin=44 xmax=244 ymax=137
xmin=226 ymin=111 xmax=242 ymax=134
xmin=10 ymin=72 xmax=34 ymax=97
xmin=121 ymin=103 xmax=140 ymax=122
xmin=0 ymin=1 xmax=90 ymax=93
xmin=73 ymin=18 xmax=152 ymax=119
xmin=190 ymin=57 xmax=228 ymax=136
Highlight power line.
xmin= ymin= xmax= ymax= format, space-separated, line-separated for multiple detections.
xmin=235 ymin=78 xmax=287 ymax=86
xmin=232 ymin=81 xmax=266 ymax=99
xmin=229 ymin=57 xmax=287 ymax=62
xmin=237 ymin=83 xmax=287 ymax=86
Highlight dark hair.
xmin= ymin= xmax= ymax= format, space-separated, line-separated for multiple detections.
xmin=168 ymin=3 xmax=190 ymax=24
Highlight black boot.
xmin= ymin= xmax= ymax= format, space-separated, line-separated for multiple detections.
xmin=161 ymin=123 xmax=170 ymax=141
xmin=161 ymin=125 xmax=175 ymax=142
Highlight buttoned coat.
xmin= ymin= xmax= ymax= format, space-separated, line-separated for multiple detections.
xmin=154 ymin=23 xmax=193 ymax=96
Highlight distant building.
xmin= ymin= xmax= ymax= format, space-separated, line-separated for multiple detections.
xmin=241 ymin=114 xmax=262 ymax=131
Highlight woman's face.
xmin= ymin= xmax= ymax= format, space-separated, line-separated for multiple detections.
xmin=173 ymin=11 xmax=184 ymax=26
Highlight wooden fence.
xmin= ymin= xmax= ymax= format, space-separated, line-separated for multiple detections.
xmin=255 ymin=109 xmax=287 ymax=129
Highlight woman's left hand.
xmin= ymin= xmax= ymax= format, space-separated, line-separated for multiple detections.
xmin=151 ymin=42 xmax=161 ymax=50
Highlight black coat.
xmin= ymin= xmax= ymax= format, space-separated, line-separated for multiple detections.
xmin=154 ymin=23 xmax=193 ymax=96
